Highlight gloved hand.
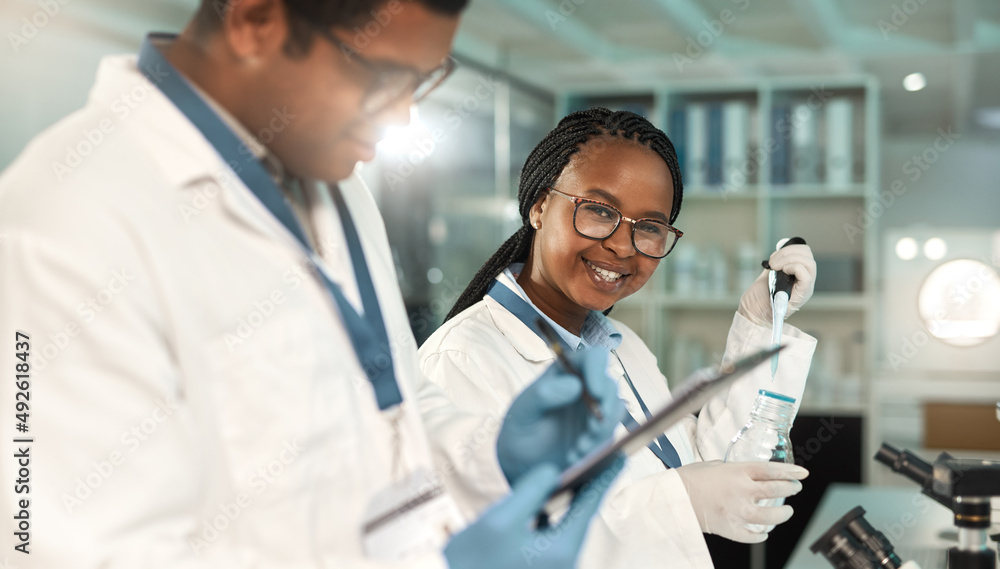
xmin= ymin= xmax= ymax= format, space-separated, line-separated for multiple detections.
xmin=496 ymin=347 xmax=624 ymax=487
xmin=445 ymin=456 xmax=626 ymax=569
xmin=738 ymin=240 xmax=817 ymax=327
xmin=675 ymin=460 xmax=808 ymax=543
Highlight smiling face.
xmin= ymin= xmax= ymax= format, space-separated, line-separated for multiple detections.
xmin=518 ymin=137 xmax=676 ymax=333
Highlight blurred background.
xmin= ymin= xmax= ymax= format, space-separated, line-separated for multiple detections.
xmin=3 ymin=1 xmax=999 ymax=567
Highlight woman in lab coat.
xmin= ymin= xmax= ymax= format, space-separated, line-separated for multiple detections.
xmin=419 ymin=108 xmax=819 ymax=569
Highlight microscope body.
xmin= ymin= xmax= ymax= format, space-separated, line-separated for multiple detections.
xmin=930 ymin=457 xmax=999 ymax=569
xmin=812 ymin=445 xmax=1000 ymax=569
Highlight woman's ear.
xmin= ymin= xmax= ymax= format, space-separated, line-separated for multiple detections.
xmin=528 ymin=193 xmax=548 ymax=230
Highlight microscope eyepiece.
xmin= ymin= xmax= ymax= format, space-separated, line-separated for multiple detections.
xmin=811 ymin=506 xmax=903 ymax=569
xmin=874 ymin=443 xmax=933 ymax=487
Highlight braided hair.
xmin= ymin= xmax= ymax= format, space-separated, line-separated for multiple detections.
xmin=444 ymin=107 xmax=684 ymax=322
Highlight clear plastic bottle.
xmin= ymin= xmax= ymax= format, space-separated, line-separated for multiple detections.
xmin=724 ymin=389 xmax=797 ymax=532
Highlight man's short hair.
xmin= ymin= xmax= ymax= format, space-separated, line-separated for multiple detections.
xmin=194 ymin=0 xmax=468 ymax=55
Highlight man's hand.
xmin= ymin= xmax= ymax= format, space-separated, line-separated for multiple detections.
xmin=496 ymin=348 xmax=624 ymax=486
xmin=445 ymin=456 xmax=626 ymax=569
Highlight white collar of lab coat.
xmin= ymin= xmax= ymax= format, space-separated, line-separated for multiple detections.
xmin=499 ymin=263 xmax=582 ymax=348
xmin=88 ymin=53 xmax=219 ymax=190
xmin=483 ymin=280 xmax=553 ymax=364
xmin=483 ymin=267 xmax=620 ymax=363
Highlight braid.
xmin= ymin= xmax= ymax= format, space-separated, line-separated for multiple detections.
xmin=444 ymin=107 xmax=684 ymax=322
xmin=445 ymin=226 xmax=532 ymax=321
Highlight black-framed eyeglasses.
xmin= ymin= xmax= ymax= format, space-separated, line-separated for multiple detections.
xmin=307 ymin=23 xmax=456 ymax=114
xmin=547 ymin=188 xmax=683 ymax=259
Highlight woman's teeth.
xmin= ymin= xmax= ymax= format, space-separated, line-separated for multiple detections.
xmin=586 ymin=260 xmax=624 ymax=282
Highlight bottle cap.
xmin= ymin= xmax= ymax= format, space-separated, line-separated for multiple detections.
xmin=757 ymin=389 xmax=796 ymax=404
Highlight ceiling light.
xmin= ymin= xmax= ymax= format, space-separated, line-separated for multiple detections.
xmin=924 ymin=237 xmax=947 ymax=260
xmin=918 ymin=259 xmax=1000 ymax=346
xmin=427 ymin=267 xmax=444 ymax=284
xmin=895 ymin=237 xmax=918 ymax=260
xmin=903 ymin=72 xmax=926 ymax=92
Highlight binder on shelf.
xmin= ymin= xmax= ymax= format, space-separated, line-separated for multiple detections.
xmin=706 ymin=102 xmax=723 ymax=187
xmin=722 ymin=100 xmax=750 ymax=191
xmin=791 ymin=102 xmax=820 ymax=184
xmin=825 ymin=97 xmax=854 ymax=189
xmin=669 ymin=107 xmax=687 ymax=183
xmin=686 ymin=103 xmax=707 ymax=188
xmin=771 ymin=105 xmax=790 ymax=186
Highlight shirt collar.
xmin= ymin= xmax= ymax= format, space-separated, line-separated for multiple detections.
xmin=498 ymin=264 xmax=622 ymax=351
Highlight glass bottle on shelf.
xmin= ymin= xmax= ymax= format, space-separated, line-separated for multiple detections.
xmin=724 ymin=389 xmax=796 ymax=532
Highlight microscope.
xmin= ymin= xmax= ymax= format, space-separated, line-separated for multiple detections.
xmin=810 ymin=443 xmax=1000 ymax=569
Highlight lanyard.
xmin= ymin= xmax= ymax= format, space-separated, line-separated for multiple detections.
xmin=611 ymin=351 xmax=682 ymax=469
xmin=137 ymin=34 xmax=402 ymax=410
xmin=485 ymin=280 xmax=681 ymax=469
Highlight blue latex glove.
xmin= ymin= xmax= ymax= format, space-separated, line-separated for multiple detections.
xmin=496 ymin=347 xmax=623 ymax=487
xmin=445 ymin=455 xmax=626 ymax=569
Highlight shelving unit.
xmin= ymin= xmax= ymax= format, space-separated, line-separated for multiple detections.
xmin=558 ymin=77 xmax=880 ymax=416
xmin=377 ymin=66 xmax=557 ymax=342
xmin=556 ymin=73 xmax=881 ymax=569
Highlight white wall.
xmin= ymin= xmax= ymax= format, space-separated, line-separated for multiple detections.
xmin=879 ymin=133 xmax=1000 ymax=230
xmin=0 ymin=0 xmax=195 ymax=170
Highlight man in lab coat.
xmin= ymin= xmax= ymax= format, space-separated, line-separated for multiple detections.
xmin=0 ymin=1 xmax=624 ymax=566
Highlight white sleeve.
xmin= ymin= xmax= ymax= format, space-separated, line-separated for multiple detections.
xmin=694 ymin=312 xmax=817 ymax=461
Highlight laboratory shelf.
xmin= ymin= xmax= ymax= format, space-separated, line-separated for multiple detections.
xmin=634 ymin=292 xmax=868 ymax=311
xmin=635 ymin=294 xmax=742 ymax=309
xmin=797 ymin=400 xmax=866 ymax=415
xmin=683 ymin=187 xmax=763 ymax=200
xmin=681 ymin=185 xmax=868 ymax=200
xmin=563 ymin=77 xmax=880 ymax=490
xmin=767 ymin=185 xmax=868 ymax=199
xmin=801 ymin=293 xmax=869 ymax=310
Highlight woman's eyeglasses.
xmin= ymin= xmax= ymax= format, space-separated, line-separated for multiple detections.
xmin=547 ymin=188 xmax=683 ymax=259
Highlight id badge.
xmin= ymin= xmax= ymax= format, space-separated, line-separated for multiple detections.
xmin=361 ymin=468 xmax=465 ymax=561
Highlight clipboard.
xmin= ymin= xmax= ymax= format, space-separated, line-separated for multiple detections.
xmin=552 ymin=344 xmax=784 ymax=497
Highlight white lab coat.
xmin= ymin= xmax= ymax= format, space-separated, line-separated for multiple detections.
xmin=419 ymin=271 xmax=817 ymax=569
xmin=0 ymin=53 xmax=505 ymax=568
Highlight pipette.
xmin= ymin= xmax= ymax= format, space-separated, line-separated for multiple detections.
xmin=762 ymin=236 xmax=806 ymax=378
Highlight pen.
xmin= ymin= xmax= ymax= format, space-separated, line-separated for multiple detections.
xmin=534 ymin=317 xmax=604 ymax=420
